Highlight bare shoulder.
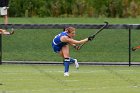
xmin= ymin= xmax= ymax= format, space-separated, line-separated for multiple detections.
xmin=61 ymin=36 xmax=73 ymax=42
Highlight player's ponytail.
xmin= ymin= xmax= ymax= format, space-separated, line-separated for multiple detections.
xmin=65 ymin=27 xmax=75 ymax=33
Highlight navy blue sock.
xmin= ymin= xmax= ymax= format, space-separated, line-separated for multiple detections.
xmin=69 ymin=57 xmax=75 ymax=64
xmin=64 ymin=58 xmax=70 ymax=72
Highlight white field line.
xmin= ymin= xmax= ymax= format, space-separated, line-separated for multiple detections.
xmin=0 ymin=69 xmax=138 ymax=74
xmin=1 ymin=85 xmax=139 ymax=93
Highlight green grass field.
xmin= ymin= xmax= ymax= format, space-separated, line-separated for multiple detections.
xmin=0 ymin=64 xmax=140 ymax=93
xmin=1 ymin=17 xmax=140 ymax=24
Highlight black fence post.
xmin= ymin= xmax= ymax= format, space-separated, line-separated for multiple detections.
xmin=128 ymin=26 xmax=131 ymax=66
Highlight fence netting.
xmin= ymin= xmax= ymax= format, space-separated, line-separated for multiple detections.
xmin=0 ymin=24 xmax=140 ymax=65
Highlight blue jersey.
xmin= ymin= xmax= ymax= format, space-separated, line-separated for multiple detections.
xmin=52 ymin=32 xmax=68 ymax=53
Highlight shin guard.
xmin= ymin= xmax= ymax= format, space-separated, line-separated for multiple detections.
xmin=64 ymin=58 xmax=70 ymax=72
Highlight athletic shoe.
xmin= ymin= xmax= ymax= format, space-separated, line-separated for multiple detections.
xmin=74 ymin=59 xmax=79 ymax=69
xmin=10 ymin=30 xmax=14 ymax=35
xmin=132 ymin=47 xmax=136 ymax=51
xmin=64 ymin=72 xmax=69 ymax=76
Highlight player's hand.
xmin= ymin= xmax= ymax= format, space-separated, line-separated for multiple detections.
xmin=74 ymin=45 xmax=81 ymax=50
xmin=88 ymin=35 xmax=95 ymax=41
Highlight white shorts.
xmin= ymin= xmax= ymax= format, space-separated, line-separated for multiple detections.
xmin=0 ymin=7 xmax=8 ymax=15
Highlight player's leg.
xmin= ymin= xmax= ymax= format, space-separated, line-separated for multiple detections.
xmin=132 ymin=47 xmax=136 ymax=51
xmin=132 ymin=45 xmax=140 ymax=51
xmin=4 ymin=15 xmax=8 ymax=24
xmin=59 ymin=52 xmax=79 ymax=69
xmin=59 ymin=51 xmax=75 ymax=64
xmin=60 ymin=45 xmax=70 ymax=76
xmin=69 ymin=57 xmax=79 ymax=69
xmin=59 ymin=47 xmax=79 ymax=69
xmin=60 ymin=45 xmax=79 ymax=76
xmin=52 ymin=44 xmax=69 ymax=76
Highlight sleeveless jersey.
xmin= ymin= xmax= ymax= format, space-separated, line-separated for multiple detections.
xmin=52 ymin=32 xmax=68 ymax=52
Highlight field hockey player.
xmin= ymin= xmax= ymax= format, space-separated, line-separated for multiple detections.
xmin=52 ymin=26 xmax=94 ymax=76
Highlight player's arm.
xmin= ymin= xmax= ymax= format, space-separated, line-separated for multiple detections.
xmin=69 ymin=43 xmax=76 ymax=46
xmin=68 ymin=43 xmax=79 ymax=50
xmin=0 ymin=29 xmax=14 ymax=35
xmin=0 ymin=29 xmax=6 ymax=33
xmin=0 ymin=29 xmax=4 ymax=32
xmin=61 ymin=36 xmax=88 ymax=44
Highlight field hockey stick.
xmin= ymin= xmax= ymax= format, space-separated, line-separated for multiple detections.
xmin=77 ymin=22 xmax=108 ymax=50
xmin=93 ymin=21 xmax=108 ymax=36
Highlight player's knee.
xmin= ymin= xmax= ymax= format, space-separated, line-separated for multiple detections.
xmin=69 ymin=57 xmax=75 ymax=62
xmin=64 ymin=58 xmax=70 ymax=62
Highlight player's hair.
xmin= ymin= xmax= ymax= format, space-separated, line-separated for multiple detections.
xmin=65 ymin=27 xmax=75 ymax=33
xmin=63 ymin=27 xmax=67 ymax=31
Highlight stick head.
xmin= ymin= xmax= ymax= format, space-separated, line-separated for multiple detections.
xmin=103 ymin=21 xmax=109 ymax=29
xmin=104 ymin=21 xmax=109 ymax=25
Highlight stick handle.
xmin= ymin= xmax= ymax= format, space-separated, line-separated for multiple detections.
xmin=77 ymin=41 xmax=88 ymax=50
xmin=78 ymin=22 xmax=108 ymax=50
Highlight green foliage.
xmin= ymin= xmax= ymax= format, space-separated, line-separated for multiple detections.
xmin=8 ymin=0 xmax=140 ymax=18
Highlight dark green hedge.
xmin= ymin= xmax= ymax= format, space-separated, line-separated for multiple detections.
xmin=8 ymin=0 xmax=140 ymax=18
